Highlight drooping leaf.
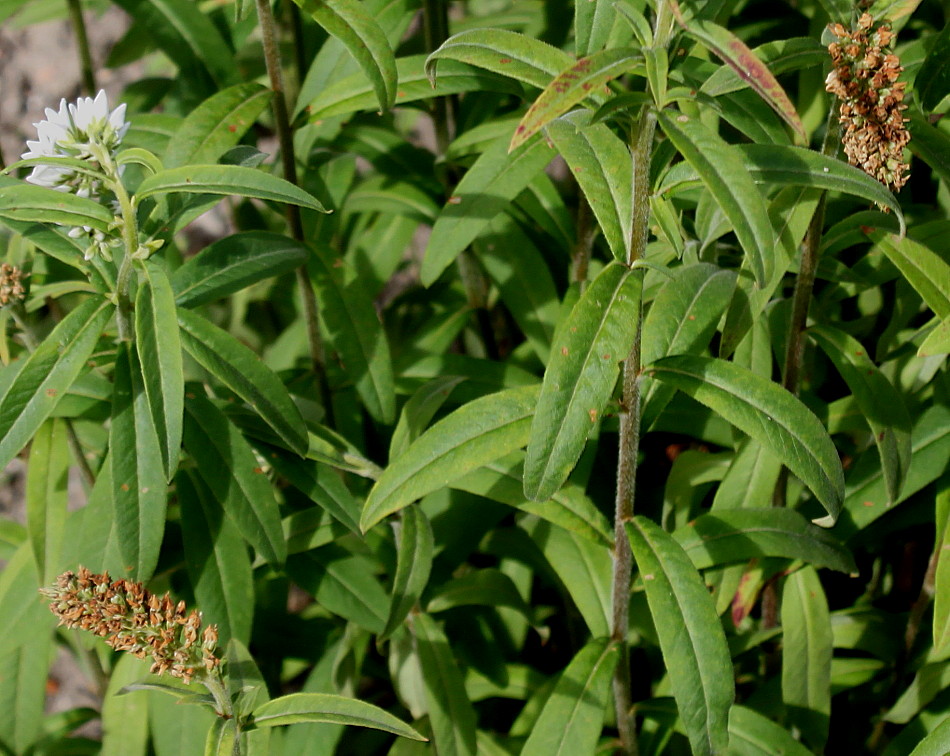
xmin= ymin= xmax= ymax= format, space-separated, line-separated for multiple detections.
xmin=626 ymin=517 xmax=734 ymax=756
xmin=656 ymin=110 xmax=774 ymax=286
xmin=521 ymin=638 xmax=620 ymax=756
xmin=172 ymin=231 xmax=309 ymax=308
xmin=292 ymin=0 xmax=397 ymax=113
xmin=249 ymin=693 xmax=425 ymax=740
xmin=135 ymin=261 xmax=184 ymax=480
xmin=674 ymin=508 xmax=856 ymax=573
xmin=0 ymin=296 xmax=111 ymax=472
xmin=782 ymin=566 xmax=832 ymax=751
xmin=701 ymin=37 xmax=827 ymax=97
xmin=361 ymin=385 xmax=540 ymax=532
xmin=510 ymin=48 xmax=643 ymax=151
xmin=135 ymin=165 xmax=327 ymax=212
xmin=178 ymin=307 xmax=308 ymax=456
xmin=645 ymin=355 xmax=845 ymax=523
xmin=525 ymin=262 xmax=642 ymax=501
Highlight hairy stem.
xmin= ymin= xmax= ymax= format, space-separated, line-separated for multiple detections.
xmin=66 ymin=0 xmax=96 ymax=94
xmin=254 ymin=0 xmax=334 ymax=428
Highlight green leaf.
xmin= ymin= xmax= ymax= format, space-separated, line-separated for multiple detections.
xmin=510 ymin=48 xmax=643 ymax=151
xmin=426 ymin=28 xmax=573 ymax=89
xmin=250 ymin=692 xmax=425 ymax=740
xmin=575 ymin=0 xmax=618 ymax=55
xmin=0 ymin=543 xmax=47 ymax=656
xmin=808 ymin=325 xmax=912 ymax=505
xmin=360 ymin=384 xmax=540 ymax=532
xmin=305 ymin=55 xmax=520 ymax=121
xmin=681 ymin=18 xmax=806 ymax=142
xmin=135 ymin=165 xmax=328 ymax=212
xmin=452 ymin=452 xmax=613 ymax=547
xmin=674 ymin=509 xmax=856 ymax=573
xmin=908 ymin=111 xmax=950 ymax=187
xmin=645 ymin=355 xmax=845 ymax=523
xmin=908 ymin=714 xmax=950 ymax=756
xmin=177 ymin=471 xmax=254 ymax=646
xmin=420 ymin=134 xmax=555 ymax=286
xmin=25 ymin=419 xmax=68 ymax=583
xmin=204 ymin=717 xmax=237 ymax=756
xmin=101 ymin=655 xmax=150 ymax=756
xmin=919 ymin=317 xmax=950 ymax=358
xmin=781 ymin=566 xmax=832 ymax=750
xmin=389 ymin=376 xmax=465 ymax=461
xmin=164 ymin=82 xmax=272 ymax=169
xmin=0 ymin=183 xmax=114 ymax=232
xmin=525 ymin=262 xmax=642 ymax=501
xmin=172 ymin=231 xmax=308 ymax=308
xmin=701 ymin=37 xmax=827 ymax=97
xmin=309 ymin=244 xmax=396 ymax=424
xmin=183 ymin=395 xmax=286 ymax=566
xmin=427 ymin=568 xmax=533 ymax=620
xmin=625 ymin=517 xmax=734 ymax=756
xmin=656 ymin=110 xmax=774 ymax=286
xmin=868 ymin=231 xmax=950 ymax=319
xmin=135 ymin=261 xmax=184 ymax=480
xmin=292 ymin=0 xmax=397 ymax=113
xmin=640 ymin=263 xmax=737 ymax=428
xmin=545 ymin=110 xmax=633 ymax=262
xmin=728 ymin=705 xmax=813 ymax=756
xmin=379 ymin=505 xmax=434 ymax=643
xmin=265 ymin=451 xmax=361 ymax=535
xmin=178 ymin=307 xmax=308 ymax=456
xmin=0 ymin=296 xmax=111 ymax=472
xmin=521 ymin=638 xmax=620 ymax=756
xmin=411 ymin=613 xmax=478 ymax=756
xmin=110 ymin=344 xmax=168 ymax=582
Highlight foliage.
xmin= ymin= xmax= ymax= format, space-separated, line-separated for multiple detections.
xmin=0 ymin=0 xmax=948 ymax=754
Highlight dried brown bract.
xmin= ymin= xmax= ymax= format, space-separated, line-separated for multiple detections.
xmin=0 ymin=263 xmax=26 ymax=307
xmin=41 ymin=567 xmax=219 ymax=683
xmin=825 ymin=12 xmax=910 ymax=194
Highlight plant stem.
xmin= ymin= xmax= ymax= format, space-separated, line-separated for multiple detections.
xmin=254 ymin=0 xmax=334 ymax=428
xmin=66 ymin=0 xmax=96 ymax=94
xmin=203 ymin=670 xmax=243 ymax=756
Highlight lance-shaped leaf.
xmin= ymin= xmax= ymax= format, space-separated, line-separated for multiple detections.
xmin=135 ymin=261 xmax=184 ymax=480
xmin=292 ymin=0 xmax=397 ymax=113
xmin=427 ymin=569 xmax=533 ymax=621
xmin=916 ymin=22 xmax=950 ymax=113
xmin=782 ymin=566 xmax=832 ymax=751
xmin=0 ymin=296 xmax=111 ymax=471
xmin=657 ymin=110 xmax=774 ymax=286
xmin=178 ymin=307 xmax=308 ymax=456
xmin=164 ymin=82 xmax=272 ymax=168
xmin=425 ymin=28 xmax=573 ymax=89
xmin=626 ymin=517 xmax=734 ymax=756
xmin=728 ymin=705 xmax=813 ymax=756
xmin=575 ymin=0 xmax=618 ymax=56
xmin=172 ymin=231 xmax=309 ymax=308
xmin=919 ymin=317 xmax=950 ymax=358
xmin=701 ymin=37 xmax=827 ymax=97
xmin=25 ymin=419 xmax=68 ymax=585
xmin=808 ymin=325 xmax=912 ymax=505
xmin=521 ymin=638 xmax=620 ymax=756
xmin=309 ymin=244 xmax=395 ymax=424
xmin=0 ymin=183 xmax=114 ymax=232
xmin=379 ymin=505 xmax=433 ymax=644
xmin=645 ymin=355 xmax=845 ymax=524
xmin=868 ymin=231 xmax=950 ymax=319
xmin=510 ymin=48 xmax=643 ymax=151
xmin=411 ymin=613 xmax=478 ymax=756
xmin=908 ymin=716 xmax=950 ymax=756
xmin=360 ymin=384 xmax=540 ymax=532
xmin=421 ymin=133 xmax=554 ymax=286
xmin=525 ymin=262 xmax=642 ymax=502
xmin=545 ymin=110 xmax=633 ymax=262
xmin=184 ymin=396 xmax=286 ymax=566
xmin=249 ymin=692 xmax=425 ymax=740
xmin=681 ymin=18 xmax=806 ymax=142
xmin=135 ymin=165 xmax=327 ymax=212
xmin=110 ymin=345 xmax=168 ymax=581
xmin=674 ymin=509 xmax=856 ymax=573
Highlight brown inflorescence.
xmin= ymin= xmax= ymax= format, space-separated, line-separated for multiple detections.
xmin=41 ymin=567 xmax=220 ymax=683
xmin=0 ymin=263 xmax=26 ymax=307
xmin=825 ymin=13 xmax=910 ymax=194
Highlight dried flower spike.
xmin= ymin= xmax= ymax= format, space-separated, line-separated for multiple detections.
xmin=40 ymin=567 xmax=220 ymax=683
xmin=825 ymin=12 xmax=910 ymax=195
xmin=0 ymin=264 xmax=27 ymax=307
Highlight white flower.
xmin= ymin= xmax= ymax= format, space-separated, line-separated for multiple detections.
xmin=21 ymin=90 xmax=129 ymax=196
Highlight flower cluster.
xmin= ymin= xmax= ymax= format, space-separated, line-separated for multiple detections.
xmin=825 ymin=13 xmax=910 ymax=193
xmin=0 ymin=264 xmax=27 ymax=307
xmin=41 ymin=567 xmax=220 ymax=683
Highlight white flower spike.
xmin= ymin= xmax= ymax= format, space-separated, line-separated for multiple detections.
xmin=21 ymin=90 xmax=129 ymax=197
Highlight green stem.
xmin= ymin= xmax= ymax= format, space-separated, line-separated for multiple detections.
xmin=254 ymin=0 xmax=334 ymax=428
xmin=66 ymin=0 xmax=96 ymax=94
xmin=111 ymin=177 xmax=139 ymax=343
xmin=203 ymin=670 xmax=242 ymax=756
